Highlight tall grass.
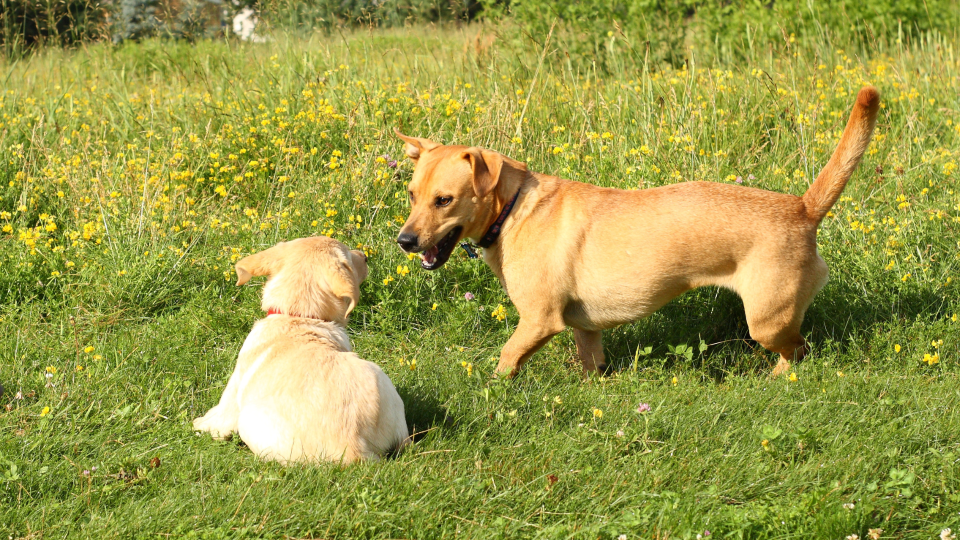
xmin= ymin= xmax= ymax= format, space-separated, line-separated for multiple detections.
xmin=0 ymin=0 xmax=108 ymax=54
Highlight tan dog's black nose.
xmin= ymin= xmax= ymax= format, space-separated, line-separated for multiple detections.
xmin=397 ymin=233 xmax=419 ymax=252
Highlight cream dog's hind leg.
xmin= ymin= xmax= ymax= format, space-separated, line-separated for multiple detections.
xmin=193 ymin=364 xmax=243 ymax=440
xmin=195 ymin=325 xmax=270 ymax=439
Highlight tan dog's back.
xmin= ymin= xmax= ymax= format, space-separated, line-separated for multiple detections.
xmin=537 ymin=180 xmax=817 ymax=328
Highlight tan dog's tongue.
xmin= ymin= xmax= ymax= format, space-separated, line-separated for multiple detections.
xmin=421 ymin=245 xmax=439 ymax=265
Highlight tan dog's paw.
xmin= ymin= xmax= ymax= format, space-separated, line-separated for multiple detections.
xmin=193 ymin=407 xmax=237 ymax=440
xmin=769 ymin=357 xmax=791 ymax=379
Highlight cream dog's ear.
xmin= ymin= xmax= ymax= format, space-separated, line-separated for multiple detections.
xmin=393 ymin=127 xmax=438 ymax=161
xmin=235 ymin=243 xmax=287 ymax=286
xmin=463 ymin=148 xmax=504 ymax=199
xmin=322 ymin=256 xmax=361 ymax=319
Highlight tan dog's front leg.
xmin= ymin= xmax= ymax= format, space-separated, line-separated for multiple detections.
xmin=494 ymin=318 xmax=564 ymax=377
xmin=573 ymin=329 xmax=608 ymax=374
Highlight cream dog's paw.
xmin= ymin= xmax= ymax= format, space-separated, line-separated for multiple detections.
xmin=193 ymin=406 xmax=237 ymax=440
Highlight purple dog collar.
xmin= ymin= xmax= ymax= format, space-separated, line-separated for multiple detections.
xmin=476 ymin=189 xmax=520 ymax=249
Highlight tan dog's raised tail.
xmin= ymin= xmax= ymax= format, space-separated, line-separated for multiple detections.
xmin=193 ymin=236 xmax=409 ymax=464
xmin=394 ymin=87 xmax=880 ymax=378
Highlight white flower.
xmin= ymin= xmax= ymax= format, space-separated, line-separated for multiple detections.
xmin=941 ymin=529 xmax=956 ymax=540
xmin=846 ymin=535 xmax=859 ymax=540
xmin=842 ymin=502 xmax=855 ymax=510
xmin=618 ymin=535 xmax=627 ymax=540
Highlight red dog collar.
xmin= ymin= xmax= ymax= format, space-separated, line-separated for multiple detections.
xmin=266 ymin=308 xmax=328 ymax=321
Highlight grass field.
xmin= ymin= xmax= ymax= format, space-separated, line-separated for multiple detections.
xmin=1 ymin=25 xmax=960 ymax=539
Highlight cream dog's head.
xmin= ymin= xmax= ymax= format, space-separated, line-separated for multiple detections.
xmin=393 ymin=128 xmax=527 ymax=270
xmin=235 ymin=236 xmax=368 ymax=324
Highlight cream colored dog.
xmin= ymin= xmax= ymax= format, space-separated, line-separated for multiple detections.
xmin=395 ymin=87 xmax=880 ymax=378
xmin=193 ymin=236 xmax=409 ymax=464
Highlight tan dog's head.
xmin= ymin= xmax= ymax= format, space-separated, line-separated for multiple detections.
xmin=393 ymin=128 xmax=527 ymax=270
xmin=234 ymin=236 xmax=368 ymax=324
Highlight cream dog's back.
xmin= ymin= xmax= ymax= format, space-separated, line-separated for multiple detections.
xmin=233 ymin=316 xmax=407 ymax=463
xmin=193 ymin=237 xmax=408 ymax=464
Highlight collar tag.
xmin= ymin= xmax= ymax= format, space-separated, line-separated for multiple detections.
xmin=460 ymin=242 xmax=479 ymax=259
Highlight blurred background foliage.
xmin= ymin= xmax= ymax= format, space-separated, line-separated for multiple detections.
xmin=2 ymin=0 xmax=958 ymax=61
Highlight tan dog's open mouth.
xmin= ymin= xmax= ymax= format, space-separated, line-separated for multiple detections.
xmin=420 ymin=226 xmax=462 ymax=270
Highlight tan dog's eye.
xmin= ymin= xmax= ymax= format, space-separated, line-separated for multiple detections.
xmin=408 ymin=191 xmax=415 ymax=204
xmin=435 ymin=196 xmax=453 ymax=208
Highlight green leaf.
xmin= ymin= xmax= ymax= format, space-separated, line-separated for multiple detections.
xmin=760 ymin=425 xmax=782 ymax=441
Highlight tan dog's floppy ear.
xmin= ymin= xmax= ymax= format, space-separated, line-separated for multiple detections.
xmin=323 ymin=257 xmax=361 ymax=319
xmin=393 ymin=127 xmax=439 ymax=161
xmin=463 ymin=148 xmax=504 ymax=199
xmin=235 ymin=244 xmax=286 ymax=286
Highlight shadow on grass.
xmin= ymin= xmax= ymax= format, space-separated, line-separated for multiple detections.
xmin=395 ymin=385 xmax=448 ymax=445
xmin=600 ymin=277 xmax=949 ymax=381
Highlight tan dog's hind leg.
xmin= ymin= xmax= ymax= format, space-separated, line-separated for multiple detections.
xmin=745 ymin=302 xmax=811 ymax=379
xmin=768 ymin=338 xmax=809 ymax=378
xmin=574 ymin=329 xmax=607 ymax=374
xmin=741 ymin=285 xmax=817 ymax=378
xmin=495 ymin=318 xmax=565 ymax=377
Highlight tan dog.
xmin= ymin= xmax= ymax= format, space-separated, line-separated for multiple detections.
xmin=193 ymin=236 xmax=409 ymax=464
xmin=394 ymin=87 xmax=880 ymax=378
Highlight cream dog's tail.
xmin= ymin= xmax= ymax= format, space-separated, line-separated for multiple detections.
xmin=802 ymin=86 xmax=881 ymax=223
